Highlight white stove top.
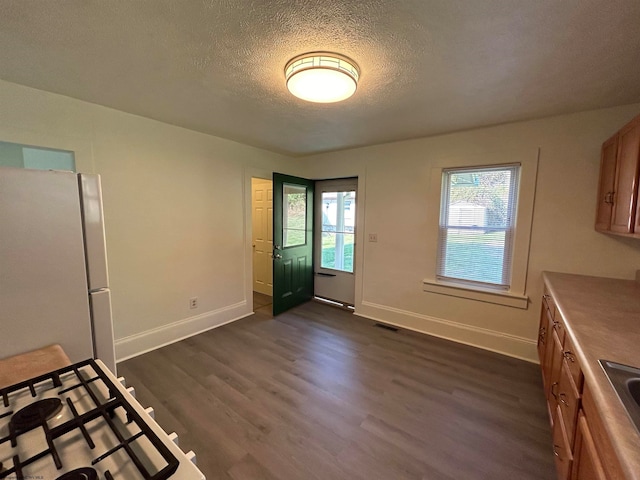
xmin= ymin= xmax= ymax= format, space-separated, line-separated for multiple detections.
xmin=0 ymin=359 xmax=204 ymax=480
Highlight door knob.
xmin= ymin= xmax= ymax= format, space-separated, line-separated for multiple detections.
xmin=272 ymin=253 xmax=282 ymax=259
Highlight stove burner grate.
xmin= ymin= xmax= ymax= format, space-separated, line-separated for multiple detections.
xmin=56 ymin=467 xmax=98 ymax=480
xmin=0 ymin=359 xmax=180 ymax=480
xmin=10 ymin=397 xmax=63 ymax=433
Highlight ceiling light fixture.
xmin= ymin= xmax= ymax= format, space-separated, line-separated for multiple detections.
xmin=285 ymin=52 xmax=360 ymax=103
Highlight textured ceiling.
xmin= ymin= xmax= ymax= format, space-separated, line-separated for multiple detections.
xmin=0 ymin=1 xmax=639 ymax=156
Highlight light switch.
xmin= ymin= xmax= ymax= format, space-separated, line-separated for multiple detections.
xmin=368 ymin=233 xmax=378 ymax=242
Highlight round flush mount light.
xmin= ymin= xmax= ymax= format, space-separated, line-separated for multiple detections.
xmin=285 ymin=52 xmax=360 ymax=103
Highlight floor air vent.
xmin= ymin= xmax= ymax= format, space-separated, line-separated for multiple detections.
xmin=375 ymin=323 xmax=398 ymax=332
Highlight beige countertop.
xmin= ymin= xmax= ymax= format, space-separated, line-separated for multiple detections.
xmin=543 ymin=271 xmax=640 ymax=480
xmin=0 ymin=344 xmax=71 ymax=389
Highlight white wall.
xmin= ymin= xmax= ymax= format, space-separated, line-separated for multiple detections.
xmin=300 ymin=104 xmax=640 ymax=361
xmin=2 ymin=76 xmax=639 ymax=364
xmin=0 ymin=79 xmax=293 ymax=361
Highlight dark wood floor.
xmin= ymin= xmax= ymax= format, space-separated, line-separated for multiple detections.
xmin=118 ymin=299 xmax=555 ymax=480
xmin=252 ymin=291 xmax=272 ymax=315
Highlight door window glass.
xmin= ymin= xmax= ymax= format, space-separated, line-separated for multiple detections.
xmin=283 ymin=184 xmax=307 ymax=247
xmin=321 ymin=191 xmax=355 ymax=272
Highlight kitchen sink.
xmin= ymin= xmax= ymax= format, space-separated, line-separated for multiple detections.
xmin=629 ymin=378 xmax=640 ymax=407
xmin=600 ymin=360 xmax=640 ymax=434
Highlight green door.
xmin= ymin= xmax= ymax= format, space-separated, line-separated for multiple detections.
xmin=273 ymin=173 xmax=314 ymax=315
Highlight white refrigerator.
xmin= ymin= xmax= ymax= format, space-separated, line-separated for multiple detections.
xmin=0 ymin=167 xmax=116 ymax=373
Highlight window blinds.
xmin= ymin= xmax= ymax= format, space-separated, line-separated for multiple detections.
xmin=437 ymin=164 xmax=520 ymax=289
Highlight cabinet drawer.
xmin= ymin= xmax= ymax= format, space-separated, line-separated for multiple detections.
xmin=553 ymin=405 xmax=574 ymax=480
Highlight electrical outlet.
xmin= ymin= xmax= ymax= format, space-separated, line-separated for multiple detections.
xmin=368 ymin=233 xmax=378 ymax=242
xmin=189 ymin=297 xmax=198 ymax=309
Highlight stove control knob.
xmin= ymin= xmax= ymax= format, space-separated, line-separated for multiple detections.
xmin=168 ymin=432 xmax=179 ymax=446
xmin=144 ymin=406 xmax=155 ymax=419
xmin=186 ymin=450 xmax=197 ymax=465
xmin=126 ymin=386 xmax=136 ymax=398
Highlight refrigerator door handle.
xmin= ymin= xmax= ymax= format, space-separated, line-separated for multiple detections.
xmin=89 ymin=289 xmax=116 ymax=375
xmin=79 ymin=174 xmax=110 ymax=290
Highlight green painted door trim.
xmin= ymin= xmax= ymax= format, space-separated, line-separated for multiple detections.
xmin=273 ymin=172 xmax=314 ymax=316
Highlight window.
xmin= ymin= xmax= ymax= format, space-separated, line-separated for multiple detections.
xmin=320 ymin=190 xmax=356 ymax=272
xmin=0 ymin=141 xmax=76 ymax=171
xmin=437 ymin=164 xmax=520 ymax=289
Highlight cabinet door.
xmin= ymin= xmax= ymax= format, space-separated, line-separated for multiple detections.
xmin=611 ymin=121 xmax=640 ymax=233
xmin=557 ymin=358 xmax=581 ymax=446
xmin=595 ymin=135 xmax=618 ymax=232
xmin=538 ymin=304 xmax=553 ymax=388
xmin=537 ymin=303 xmax=549 ymax=369
xmin=547 ymin=329 xmax=564 ymax=414
xmin=552 ymin=405 xmax=573 ymax=480
xmin=572 ymin=413 xmax=606 ymax=480
xmin=562 ymin=335 xmax=583 ymax=392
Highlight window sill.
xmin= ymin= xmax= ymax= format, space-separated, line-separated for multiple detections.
xmin=422 ymin=279 xmax=529 ymax=309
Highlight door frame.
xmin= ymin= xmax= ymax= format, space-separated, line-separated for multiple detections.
xmin=314 ymin=177 xmax=358 ymax=306
xmin=251 ymin=177 xmax=274 ymax=297
xmin=243 ymin=167 xmax=366 ymax=315
xmin=244 ymin=167 xmax=273 ymax=313
xmin=309 ymin=172 xmax=366 ymax=313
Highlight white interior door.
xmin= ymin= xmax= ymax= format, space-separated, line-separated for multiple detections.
xmin=252 ymin=178 xmax=273 ymax=296
xmin=314 ymin=178 xmax=357 ymax=305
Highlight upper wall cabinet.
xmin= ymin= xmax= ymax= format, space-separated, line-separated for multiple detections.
xmin=595 ymin=114 xmax=640 ymax=237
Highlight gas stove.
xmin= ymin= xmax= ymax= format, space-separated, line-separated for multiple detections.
xmin=0 ymin=359 xmax=205 ymax=480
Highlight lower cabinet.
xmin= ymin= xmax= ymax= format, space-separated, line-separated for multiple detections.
xmin=572 ymin=412 xmax=606 ymax=480
xmin=537 ymin=285 xmax=616 ymax=480
xmin=552 ymin=405 xmax=573 ymax=479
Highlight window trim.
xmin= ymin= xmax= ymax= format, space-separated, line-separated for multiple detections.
xmin=423 ymin=150 xmax=539 ymax=309
xmin=436 ymin=163 xmax=521 ymax=289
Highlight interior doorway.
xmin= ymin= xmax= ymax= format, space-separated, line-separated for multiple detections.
xmin=251 ymin=177 xmax=273 ymax=314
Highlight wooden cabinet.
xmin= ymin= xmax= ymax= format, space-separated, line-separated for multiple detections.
xmin=595 ymin=114 xmax=640 ymax=237
xmin=595 ymin=135 xmax=618 ymax=231
xmin=536 ymin=285 xmax=616 ymax=480
xmin=552 ymin=405 xmax=574 ymax=480
xmin=538 ymin=291 xmax=554 ymax=389
xmin=572 ymin=412 xmax=606 ymax=480
xmin=548 ymin=329 xmax=564 ymax=418
xmin=557 ymin=352 xmax=581 ymax=446
xmin=538 ymin=292 xmax=578 ymax=479
xmin=580 ymin=383 xmax=626 ymax=480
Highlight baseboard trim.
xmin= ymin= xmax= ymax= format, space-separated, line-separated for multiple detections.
xmin=357 ymin=300 xmax=538 ymax=363
xmin=115 ymin=300 xmax=251 ymax=362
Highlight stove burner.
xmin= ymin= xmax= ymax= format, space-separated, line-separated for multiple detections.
xmin=10 ymin=398 xmax=63 ymax=433
xmin=0 ymin=359 xmax=181 ymax=480
xmin=55 ymin=468 xmax=98 ymax=480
